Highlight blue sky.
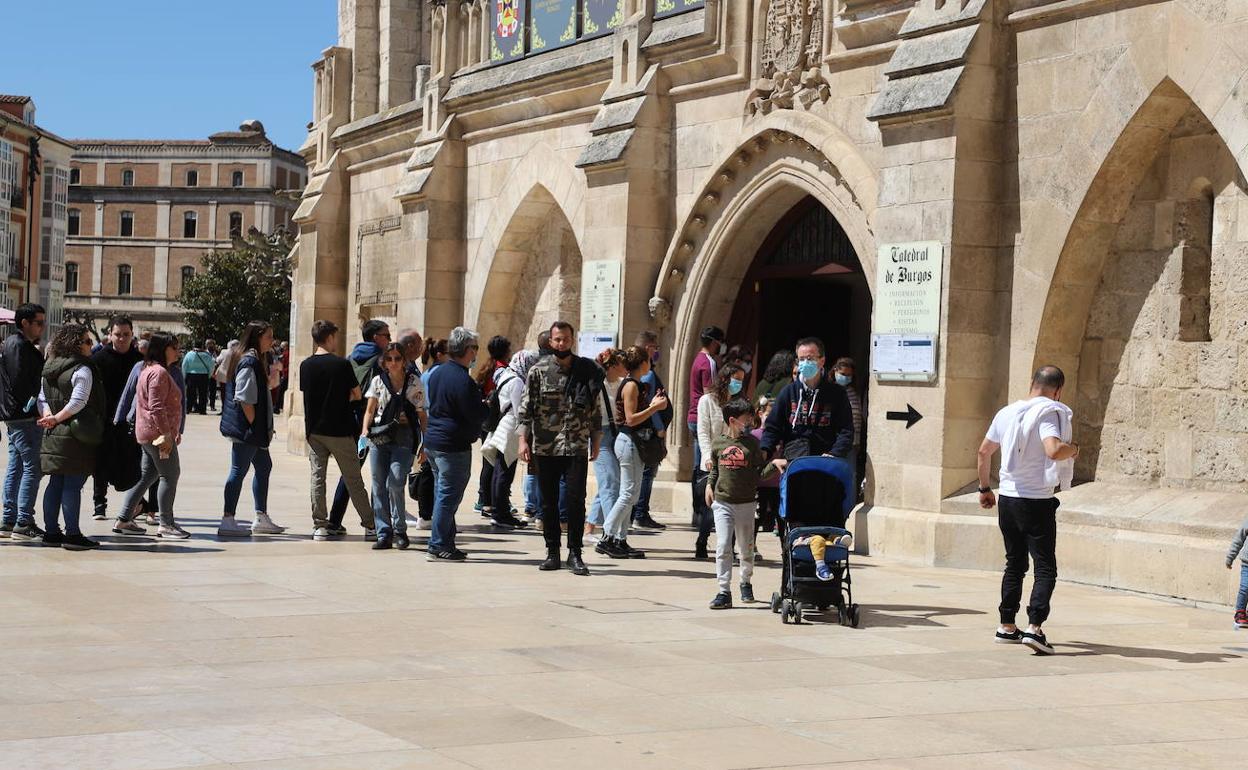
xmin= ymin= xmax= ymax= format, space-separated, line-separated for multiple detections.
xmin=2 ymin=1 xmax=337 ymax=151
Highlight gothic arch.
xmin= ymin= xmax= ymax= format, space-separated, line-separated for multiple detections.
xmin=1010 ymin=6 xmax=1248 ymax=390
xmin=464 ymin=143 xmax=585 ymax=335
xmin=651 ymin=119 xmax=877 ymax=453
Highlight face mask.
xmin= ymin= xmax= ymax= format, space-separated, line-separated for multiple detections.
xmin=742 ymin=363 xmax=752 ymax=375
xmin=797 ymin=359 xmax=821 ymax=382
xmin=835 ymin=373 xmax=852 ymax=387
xmin=651 ymin=350 xmax=660 ymax=365
xmin=553 ymin=349 xmax=572 ymax=359
xmin=728 ymin=378 xmax=743 ymax=396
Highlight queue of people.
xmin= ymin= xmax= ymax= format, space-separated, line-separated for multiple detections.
xmin=0 ymin=304 xmax=873 ymax=592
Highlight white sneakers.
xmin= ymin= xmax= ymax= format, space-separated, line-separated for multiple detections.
xmin=415 ymin=518 xmax=432 ymax=531
xmin=251 ymin=513 xmax=287 ymax=535
xmin=312 ymin=527 xmax=331 ymax=541
xmin=216 ymin=516 xmax=252 ymax=538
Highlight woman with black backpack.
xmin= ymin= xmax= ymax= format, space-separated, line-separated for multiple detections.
xmin=361 ymin=343 xmax=427 ymax=550
xmin=598 ymin=346 xmax=669 ymax=559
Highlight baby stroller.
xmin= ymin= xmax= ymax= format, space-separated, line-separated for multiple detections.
xmin=769 ymin=456 xmax=861 ymax=627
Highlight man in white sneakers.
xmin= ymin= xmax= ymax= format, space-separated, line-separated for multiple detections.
xmin=976 ymin=365 xmax=1079 ymax=656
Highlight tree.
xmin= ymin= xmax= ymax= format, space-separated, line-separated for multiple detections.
xmin=179 ymin=227 xmax=296 ymax=344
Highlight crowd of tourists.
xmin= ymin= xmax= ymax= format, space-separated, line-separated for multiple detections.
xmin=0 ymin=303 xmax=867 ymax=602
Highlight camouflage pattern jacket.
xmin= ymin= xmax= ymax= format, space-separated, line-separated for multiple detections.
xmin=518 ymin=355 xmax=602 ymax=457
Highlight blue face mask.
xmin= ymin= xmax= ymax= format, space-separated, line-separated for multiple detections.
xmin=728 ymin=378 xmax=743 ymax=396
xmin=797 ymin=359 xmax=821 ymax=382
xmin=834 ymin=373 xmax=851 ymax=387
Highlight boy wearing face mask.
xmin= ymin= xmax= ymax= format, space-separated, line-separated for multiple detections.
xmin=760 ymin=337 xmax=855 ymax=462
xmin=705 ymin=398 xmax=785 ymax=609
xmin=833 ymin=357 xmax=863 ymax=502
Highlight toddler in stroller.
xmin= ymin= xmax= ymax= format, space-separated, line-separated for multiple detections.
xmin=769 ymin=455 xmax=861 ymax=627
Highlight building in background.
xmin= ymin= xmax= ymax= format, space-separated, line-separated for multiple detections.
xmin=66 ymin=121 xmax=306 ymax=335
xmin=0 ymin=95 xmax=75 ymax=331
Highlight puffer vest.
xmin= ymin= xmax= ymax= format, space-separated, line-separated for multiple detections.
xmin=40 ymin=355 xmax=105 ymax=477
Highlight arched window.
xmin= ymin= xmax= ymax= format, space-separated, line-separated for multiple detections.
xmin=232 ymin=170 xmax=244 ymax=187
xmin=183 ymin=211 xmax=197 ymax=238
xmin=186 ymin=170 xmax=198 ymax=187
xmin=67 ymin=208 xmax=80 ymax=236
xmin=229 ymin=211 xmax=243 ymax=237
xmin=181 ymin=265 xmax=195 ymax=286
xmin=119 ymin=211 xmax=134 ymax=237
xmin=117 ymin=264 xmax=132 ymax=295
xmin=121 ymin=169 xmax=134 ymax=187
xmin=65 ymin=261 xmax=79 ymax=294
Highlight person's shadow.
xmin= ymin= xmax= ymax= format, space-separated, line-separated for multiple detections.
xmin=1059 ymin=641 xmax=1242 ymax=664
xmin=859 ymin=603 xmax=987 ymax=628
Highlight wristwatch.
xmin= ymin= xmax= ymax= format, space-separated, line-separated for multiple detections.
xmin=977 ymin=486 xmax=991 ymax=494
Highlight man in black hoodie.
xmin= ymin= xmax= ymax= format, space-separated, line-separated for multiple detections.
xmin=0 ymin=304 xmax=47 ymax=540
xmin=760 ymin=336 xmax=854 ymax=461
xmin=90 ymin=316 xmax=144 ymax=520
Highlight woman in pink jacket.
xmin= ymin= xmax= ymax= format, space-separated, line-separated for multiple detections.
xmin=111 ymin=333 xmax=188 ymax=539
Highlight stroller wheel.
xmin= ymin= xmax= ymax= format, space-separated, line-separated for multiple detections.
xmin=792 ymin=603 xmax=803 ymax=625
xmin=849 ymin=603 xmax=861 ymax=628
xmin=780 ymin=599 xmax=792 ymax=624
xmin=770 ymin=592 xmax=782 ymax=614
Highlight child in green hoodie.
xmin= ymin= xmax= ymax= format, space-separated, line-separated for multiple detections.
xmin=705 ymin=398 xmax=785 ymax=609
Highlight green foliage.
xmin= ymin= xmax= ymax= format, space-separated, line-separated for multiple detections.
xmin=178 ymin=227 xmax=296 ymax=344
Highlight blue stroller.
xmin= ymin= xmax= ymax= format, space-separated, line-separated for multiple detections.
xmin=768 ymin=456 xmax=861 ymax=627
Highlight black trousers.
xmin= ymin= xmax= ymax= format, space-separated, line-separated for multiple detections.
xmin=186 ymin=373 xmax=210 ymax=414
xmin=536 ymin=454 xmax=587 ymax=553
xmin=415 ymin=458 xmax=435 ymax=520
xmin=756 ymin=487 xmax=780 ymax=534
xmin=486 ymin=458 xmax=517 ymax=513
xmin=692 ymin=469 xmax=713 ymax=547
xmin=477 ymin=457 xmax=494 ymax=507
xmin=998 ymin=495 xmax=1059 ymax=627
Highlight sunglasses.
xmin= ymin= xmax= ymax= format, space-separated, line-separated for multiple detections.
xmin=383 ymin=356 xmax=404 ymax=363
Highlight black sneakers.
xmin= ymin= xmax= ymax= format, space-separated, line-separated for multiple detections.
xmin=740 ymin=584 xmax=755 ymax=603
xmin=11 ymin=521 xmax=44 ymax=541
xmin=42 ymin=531 xmax=65 ymax=547
xmin=1022 ymin=631 xmax=1055 ymax=655
xmin=634 ymin=515 xmax=666 ymax=530
xmin=372 ymin=538 xmax=392 ymax=550
xmin=994 ymin=628 xmax=1024 ymax=644
xmin=597 ymin=538 xmax=630 ymax=560
xmin=426 ymin=548 xmax=467 ymax=562
xmin=395 ymin=533 xmax=410 ymax=550
xmin=61 ymin=533 xmax=100 ymax=551
xmin=709 ymin=592 xmax=732 ymax=610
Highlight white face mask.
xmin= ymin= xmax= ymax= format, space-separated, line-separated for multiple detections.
xmin=742 ymin=363 xmax=752 ymax=374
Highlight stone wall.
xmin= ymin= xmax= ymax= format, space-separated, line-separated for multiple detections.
xmin=1074 ymin=107 xmax=1248 ymax=489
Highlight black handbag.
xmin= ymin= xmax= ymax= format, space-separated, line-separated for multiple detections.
xmin=633 ymin=424 xmax=667 ymax=466
xmin=367 ymin=375 xmax=408 ymax=445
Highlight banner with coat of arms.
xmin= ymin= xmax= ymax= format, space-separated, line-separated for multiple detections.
xmin=529 ymin=0 xmax=578 ymax=53
xmin=491 ymin=0 xmax=526 ymax=63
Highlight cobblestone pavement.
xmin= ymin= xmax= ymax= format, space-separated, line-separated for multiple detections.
xmin=1 ymin=416 xmax=1246 ymax=769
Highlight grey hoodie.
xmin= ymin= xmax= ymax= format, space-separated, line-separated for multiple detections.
xmin=1227 ymin=519 xmax=1248 ymax=567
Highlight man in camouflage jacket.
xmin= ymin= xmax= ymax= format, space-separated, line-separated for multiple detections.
xmin=518 ymin=321 xmax=602 ymax=575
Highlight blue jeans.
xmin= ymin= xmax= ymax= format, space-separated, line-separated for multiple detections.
xmin=43 ymin=473 xmax=87 ymax=536
xmin=3 ymin=420 xmax=42 ymax=526
xmin=632 ymin=462 xmax=656 ymax=521
xmin=588 ymin=433 xmax=620 ymax=527
xmin=370 ymin=442 xmax=414 ymax=540
xmin=606 ymin=433 xmax=643 ymax=540
xmin=1237 ymin=563 xmax=1248 ymax=613
xmin=426 ymin=448 xmax=471 ymax=553
xmin=223 ymin=442 xmax=272 ymax=515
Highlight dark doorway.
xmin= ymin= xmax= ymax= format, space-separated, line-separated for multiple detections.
xmin=726 ymin=195 xmax=872 ymax=491
xmin=726 ymin=196 xmax=872 ymax=382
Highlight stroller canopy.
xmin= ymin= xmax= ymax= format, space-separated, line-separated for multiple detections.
xmin=779 ymin=455 xmax=855 ymax=527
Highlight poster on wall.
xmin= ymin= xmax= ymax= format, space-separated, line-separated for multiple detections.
xmin=871 ymin=241 xmax=944 ymax=382
xmin=580 ymin=259 xmax=621 ymax=336
xmin=583 ymin=0 xmax=626 ymax=39
xmin=491 ymin=0 xmax=526 ymax=63
xmin=654 ymin=0 xmax=705 ymax=20
xmin=530 ymin=0 xmax=579 ymax=54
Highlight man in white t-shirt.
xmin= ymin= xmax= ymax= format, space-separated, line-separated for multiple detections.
xmin=977 ymin=365 xmax=1079 ymax=656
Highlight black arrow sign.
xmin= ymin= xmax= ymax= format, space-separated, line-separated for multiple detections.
xmin=886 ymin=404 xmax=923 ymax=429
